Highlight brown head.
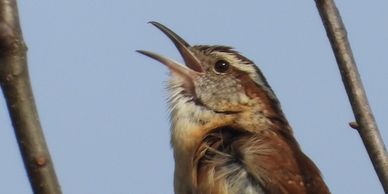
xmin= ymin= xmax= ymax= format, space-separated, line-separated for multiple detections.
xmin=137 ymin=21 xmax=294 ymax=151
xmin=137 ymin=21 xmax=288 ymax=134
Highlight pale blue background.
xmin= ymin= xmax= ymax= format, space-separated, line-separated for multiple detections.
xmin=0 ymin=1 xmax=387 ymax=194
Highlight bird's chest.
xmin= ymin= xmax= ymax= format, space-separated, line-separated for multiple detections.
xmin=170 ymin=109 xmax=236 ymax=193
xmin=169 ymin=100 xmax=279 ymax=194
xmin=173 ymin=126 xmax=271 ymax=194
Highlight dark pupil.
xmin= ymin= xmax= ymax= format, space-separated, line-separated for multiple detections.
xmin=214 ymin=60 xmax=230 ymax=73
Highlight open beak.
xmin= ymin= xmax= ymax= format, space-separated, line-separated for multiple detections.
xmin=137 ymin=21 xmax=203 ymax=80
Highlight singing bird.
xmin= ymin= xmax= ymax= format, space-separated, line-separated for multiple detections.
xmin=137 ymin=22 xmax=330 ymax=194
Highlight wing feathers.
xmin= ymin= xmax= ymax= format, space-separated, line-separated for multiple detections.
xmin=192 ymin=127 xmax=330 ymax=194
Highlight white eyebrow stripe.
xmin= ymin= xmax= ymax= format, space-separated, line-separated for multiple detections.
xmin=212 ymin=51 xmax=265 ymax=87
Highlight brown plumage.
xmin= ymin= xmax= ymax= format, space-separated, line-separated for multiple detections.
xmin=138 ymin=21 xmax=330 ymax=194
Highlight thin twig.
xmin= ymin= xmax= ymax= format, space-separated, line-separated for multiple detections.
xmin=349 ymin=121 xmax=359 ymax=130
xmin=315 ymin=0 xmax=388 ymax=192
xmin=0 ymin=0 xmax=62 ymax=193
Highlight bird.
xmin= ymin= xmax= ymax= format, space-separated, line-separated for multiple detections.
xmin=137 ymin=21 xmax=330 ymax=194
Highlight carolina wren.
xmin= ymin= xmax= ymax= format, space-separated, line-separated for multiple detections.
xmin=138 ymin=22 xmax=330 ymax=194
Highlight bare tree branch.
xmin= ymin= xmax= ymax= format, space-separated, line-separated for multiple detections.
xmin=0 ymin=0 xmax=62 ymax=193
xmin=315 ymin=0 xmax=388 ymax=192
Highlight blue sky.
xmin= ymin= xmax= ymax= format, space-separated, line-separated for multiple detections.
xmin=0 ymin=1 xmax=387 ymax=194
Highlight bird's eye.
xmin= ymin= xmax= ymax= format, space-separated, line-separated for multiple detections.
xmin=214 ymin=60 xmax=230 ymax=74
